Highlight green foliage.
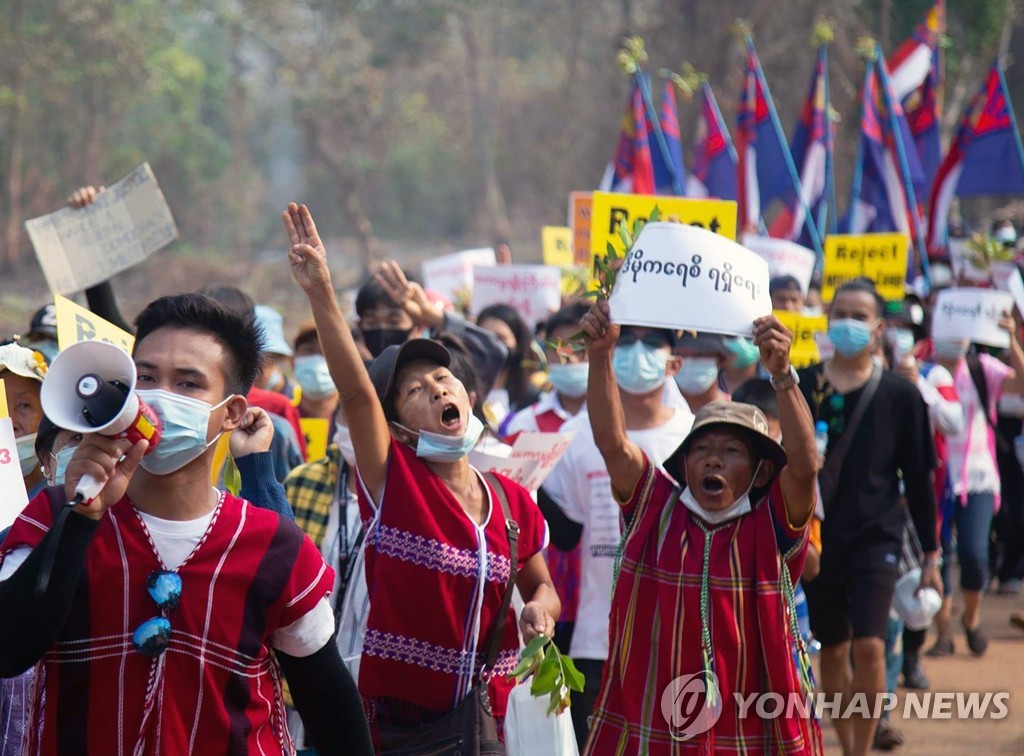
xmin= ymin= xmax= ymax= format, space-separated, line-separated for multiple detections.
xmin=507 ymin=635 xmax=585 ymax=717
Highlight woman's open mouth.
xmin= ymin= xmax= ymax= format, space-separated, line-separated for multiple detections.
xmin=700 ymin=475 xmax=726 ymax=495
xmin=440 ymin=402 xmax=462 ymax=430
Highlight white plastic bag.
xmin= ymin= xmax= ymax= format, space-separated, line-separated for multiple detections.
xmin=503 ymin=681 xmax=579 ymax=756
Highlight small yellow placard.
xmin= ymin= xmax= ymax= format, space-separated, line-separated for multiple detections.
xmin=54 ymin=294 xmax=135 ymax=353
xmin=300 ymin=418 xmax=329 ymax=463
xmin=541 ymin=226 xmax=573 ymax=269
xmin=0 ymin=379 xmax=8 ymax=419
xmin=775 ymin=310 xmax=828 ymax=368
xmin=588 ymin=191 xmax=737 ymax=280
xmin=822 ymin=233 xmax=908 ymax=302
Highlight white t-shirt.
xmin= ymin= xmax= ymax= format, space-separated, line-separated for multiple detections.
xmin=0 ymin=503 xmax=333 ymax=658
xmin=542 ymin=404 xmax=694 ymax=660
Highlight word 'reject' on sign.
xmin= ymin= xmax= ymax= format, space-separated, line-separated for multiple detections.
xmin=589 ymin=192 xmax=737 ymax=281
xmin=608 ymin=222 xmax=770 ymax=337
xmin=822 ymin=233 xmax=908 ymax=302
xmin=774 ymin=310 xmax=828 ymax=368
xmin=54 ymin=294 xmax=135 ymax=353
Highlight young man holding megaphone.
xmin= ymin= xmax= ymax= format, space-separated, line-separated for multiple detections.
xmin=0 ymin=293 xmax=372 ymax=754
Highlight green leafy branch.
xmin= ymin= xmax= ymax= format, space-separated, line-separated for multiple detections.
xmin=507 ymin=634 xmax=585 ymax=716
xmin=965 ymin=232 xmax=1015 ymax=286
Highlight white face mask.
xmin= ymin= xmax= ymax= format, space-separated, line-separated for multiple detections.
xmin=680 ymin=460 xmax=763 ymax=525
xmin=332 ymin=422 xmax=357 ymax=468
xmin=16 ymin=433 xmax=38 ymax=477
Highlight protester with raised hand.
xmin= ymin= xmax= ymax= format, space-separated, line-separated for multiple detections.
xmin=579 ymin=298 xmax=820 ymax=754
xmin=283 ymin=202 xmax=559 ymax=748
xmin=0 ymin=293 xmax=370 ymax=754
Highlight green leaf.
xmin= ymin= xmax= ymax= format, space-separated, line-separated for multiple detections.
xmin=530 ymin=652 xmax=561 ymax=695
xmin=507 ymin=635 xmax=549 ymax=681
xmin=547 ymin=689 xmax=563 ymax=716
xmin=617 ymin=221 xmax=632 ymax=249
xmin=559 ymin=655 xmax=586 ymax=692
xmin=649 ymin=205 xmax=662 ymax=223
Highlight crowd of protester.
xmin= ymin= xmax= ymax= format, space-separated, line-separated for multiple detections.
xmin=1 ymin=189 xmax=1023 ymax=755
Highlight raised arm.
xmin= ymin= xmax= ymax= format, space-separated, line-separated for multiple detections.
xmin=283 ymin=203 xmax=391 ymax=502
xmin=752 ymin=315 xmax=816 ymax=527
xmin=580 ymin=300 xmax=646 ymax=502
xmin=999 ymin=311 xmax=1024 ymax=395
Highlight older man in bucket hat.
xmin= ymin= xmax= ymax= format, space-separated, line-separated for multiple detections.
xmin=579 ymin=300 xmax=822 ymax=755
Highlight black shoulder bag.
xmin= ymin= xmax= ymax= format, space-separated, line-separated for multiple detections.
xmin=378 ymin=473 xmax=519 ymax=756
xmin=818 ymin=364 xmax=883 ymax=512
xmin=966 ymin=352 xmax=1012 ymax=453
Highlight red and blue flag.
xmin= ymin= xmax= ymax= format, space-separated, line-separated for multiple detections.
xmin=927 ymin=61 xmax=1024 ymax=253
xmin=600 ymin=79 xmax=655 ymax=194
xmin=686 ymin=81 xmax=737 ymax=200
xmin=649 ymin=79 xmax=686 ymax=195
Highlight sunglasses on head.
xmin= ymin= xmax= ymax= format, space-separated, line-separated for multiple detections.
xmin=617 ymin=332 xmax=669 ymax=350
xmin=132 ymin=570 xmax=182 ymax=657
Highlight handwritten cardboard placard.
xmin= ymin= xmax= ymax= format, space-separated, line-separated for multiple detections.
xmin=300 ymin=418 xmax=330 ymax=463
xmin=541 ymin=226 xmax=573 ymax=269
xmin=608 ymin=222 xmax=771 ymax=337
xmin=421 ymin=248 xmax=496 ymax=306
xmin=775 ymin=310 xmax=828 ymax=368
xmin=742 ymin=235 xmax=816 ymax=294
xmin=822 ymin=232 xmax=908 ymax=302
xmin=469 ymin=430 xmax=576 ymax=491
xmin=471 ymin=265 xmax=562 ymax=328
xmin=54 ymin=294 xmax=135 ymax=353
xmin=25 ymin=163 xmax=178 ymax=296
xmin=589 ymin=191 xmax=737 ymax=274
xmin=569 ymin=192 xmax=593 ymax=267
xmin=931 ymin=288 xmax=1013 ymax=349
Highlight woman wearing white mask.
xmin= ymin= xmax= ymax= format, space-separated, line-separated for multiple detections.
xmin=672 ymin=331 xmax=730 ymax=413
xmin=292 ymin=319 xmax=341 ymax=425
xmin=579 ymin=300 xmax=822 ymax=754
xmin=285 ymin=202 xmax=559 ymax=749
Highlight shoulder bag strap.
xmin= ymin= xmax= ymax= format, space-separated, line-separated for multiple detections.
xmin=819 ymin=364 xmax=883 ymax=509
xmin=966 ymin=352 xmax=1011 ymax=452
xmin=481 ymin=472 xmax=519 ymax=672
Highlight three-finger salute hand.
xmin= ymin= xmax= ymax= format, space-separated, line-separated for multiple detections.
xmin=282 ymin=202 xmax=331 ymax=293
xmin=67 ymin=185 xmax=105 ymax=209
xmin=752 ymin=314 xmax=793 ymax=377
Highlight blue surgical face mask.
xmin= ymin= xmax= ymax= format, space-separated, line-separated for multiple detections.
xmin=548 ymin=362 xmax=589 ymax=399
xmin=294 ymin=354 xmax=337 ymax=401
xmin=933 ymin=339 xmax=968 ymax=361
xmin=828 ymin=318 xmax=875 ymax=357
xmin=886 ymin=328 xmax=916 ymax=356
xmin=394 ymin=414 xmax=485 ymax=463
xmin=46 ymin=445 xmax=76 ymax=486
xmin=613 ymin=341 xmax=668 ymax=395
xmin=725 ymin=338 xmax=760 ymax=369
xmin=675 ymin=357 xmax=720 ymax=395
xmin=16 ymin=433 xmax=38 ymax=477
xmin=136 ymin=390 xmax=232 ymax=476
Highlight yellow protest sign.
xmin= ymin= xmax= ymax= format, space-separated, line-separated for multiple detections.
xmin=775 ymin=310 xmax=828 ymax=368
xmin=541 ymin=226 xmax=573 ymax=269
xmin=822 ymin=233 xmax=908 ymax=302
xmin=569 ymin=192 xmax=593 ymax=267
xmin=589 ymin=192 xmax=737 ymax=277
xmin=0 ymin=379 xmax=8 ymax=419
xmin=210 ymin=432 xmax=233 ymax=486
xmin=54 ymin=294 xmax=135 ymax=353
xmin=300 ymin=418 xmax=329 ymax=463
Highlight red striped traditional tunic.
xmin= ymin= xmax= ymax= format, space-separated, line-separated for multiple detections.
xmin=356 ymin=439 xmax=548 ymax=737
xmin=585 ymin=457 xmax=819 ymax=755
xmin=0 ymin=490 xmax=333 ymax=755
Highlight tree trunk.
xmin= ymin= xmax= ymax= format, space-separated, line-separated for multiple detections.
xmin=4 ymin=0 xmax=25 ymax=269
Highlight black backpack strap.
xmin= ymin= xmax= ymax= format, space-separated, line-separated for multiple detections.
xmin=480 ymin=472 xmax=519 ymax=672
xmin=966 ymin=352 xmax=1011 ymax=452
xmin=819 ymin=364 xmax=883 ymax=510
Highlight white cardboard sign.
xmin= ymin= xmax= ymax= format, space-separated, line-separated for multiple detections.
xmin=609 ymin=223 xmax=772 ymax=337
xmin=421 ymin=248 xmax=496 ymax=304
xmin=741 ymin=234 xmax=816 ymax=295
xmin=469 ymin=430 xmax=576 ymax=491
xmin=0 ymin=418 xmax=29 ymax=531
xmin=471 ymin=265 xmax=562 ymax=328
xmin=1009 ymin=270 xmax=1024 ymax=320
xmin=931 ymin=288 xmax=1013 ymax=349
xmin=25 ymin=163 xmax=178 ymax=295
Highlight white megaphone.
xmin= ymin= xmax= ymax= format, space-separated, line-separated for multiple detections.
xmin=40 ymin=341 xmax=163 ymax=503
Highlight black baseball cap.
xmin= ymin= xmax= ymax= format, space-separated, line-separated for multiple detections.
xmin=28 ymin=304 xmax=58 ymax=340
xmin=368 ymin=338 xmax=452 ymax=419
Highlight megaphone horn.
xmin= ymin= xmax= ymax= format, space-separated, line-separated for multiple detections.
xmin=40 ymin=341 xmax=162 ymax=503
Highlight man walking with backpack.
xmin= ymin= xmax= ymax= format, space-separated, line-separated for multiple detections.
xmin=799 ymin=280 xmax=941 ymax=756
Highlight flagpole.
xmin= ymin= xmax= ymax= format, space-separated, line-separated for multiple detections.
xmin=874 ymin=44 xmax=933 ymax=289
xmin=703 ymin=82 xmax=740 ymax=164
xmin=635 ymin=71 xmax=684 ymax=195
xmin=995 ymin=59 xmax=1024 ymax=182
xmin=848 ymin=60 xmax=870 ymax=236
xmin=822 ymin=44 xmax=839 ymax=235
xmin=746 ymin=36 xmax=823 ymax=258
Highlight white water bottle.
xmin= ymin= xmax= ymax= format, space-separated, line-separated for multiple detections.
xmin=815 ymin=420 xmax=829 ymax=461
